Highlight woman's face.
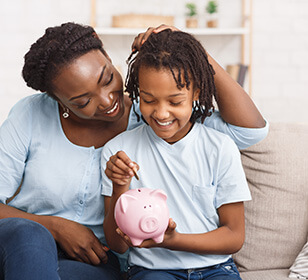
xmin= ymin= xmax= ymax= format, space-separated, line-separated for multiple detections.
xmin=138 ymin=66 xmax=199 ymax=144
xmin=52 ymin=49 xmax=125 ymax=123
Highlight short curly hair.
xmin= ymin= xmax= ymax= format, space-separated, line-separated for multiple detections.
xmin=22 ymin=22 xmax=106 ymax=98
xmin=125 ymin=29 xmax=217 ymax=123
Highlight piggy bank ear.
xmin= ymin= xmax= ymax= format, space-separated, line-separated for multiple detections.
xmin=149 ymin=189 xmax=167 ymax=201
xmin=119 ymin=194 xmax=137 ymax=213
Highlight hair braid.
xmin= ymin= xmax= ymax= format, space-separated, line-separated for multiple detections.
xmin=125 ymin=29 xmax=217 ymax=123
xmin=22 ymin=22 xmax=106 ymax=98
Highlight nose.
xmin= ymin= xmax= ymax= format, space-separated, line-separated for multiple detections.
xmin=153 ymin=104 xmax=170 ymax=120
xmin=97 ymin=91 xmax=114 ymax=111
xmin=139 ymin=216 xmax=159 ymax=233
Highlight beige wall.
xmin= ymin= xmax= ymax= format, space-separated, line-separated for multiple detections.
xmin=0 ymin=0 xmax=307 ymax=124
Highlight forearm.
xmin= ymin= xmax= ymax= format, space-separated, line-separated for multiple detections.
xmin=208 ymin=54 xmax=265 ymax=128
xmin=103 ymin=184 xmax=129 ymax=254
xmin=165 ymin=225 xmax=244 ymax=255
xmin=0 ymin=203 xmax=61 ymax=239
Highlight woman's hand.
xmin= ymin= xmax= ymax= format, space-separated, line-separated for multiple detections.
xmin=51 ymin=217 xmax=109 ymax=265
xmin=131 ymin=24 xmax=180 ymax=52
xmin=116 ymin=218 xmax=177 ymax=249
xmin=105 ymin=150 xmax=139 ymax=187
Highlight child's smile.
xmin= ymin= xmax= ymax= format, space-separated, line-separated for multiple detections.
xmin=138 ymin=66 xmax=199 ymax=144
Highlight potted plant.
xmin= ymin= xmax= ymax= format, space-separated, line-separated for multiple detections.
xmin=185 ymin=3 xmax=198 ymax=28
xmin=205 ymin=0 xmax=218 ymax=28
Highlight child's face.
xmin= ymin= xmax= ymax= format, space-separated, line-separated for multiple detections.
xmin=138 ymin=66 xmax=199 ymax=144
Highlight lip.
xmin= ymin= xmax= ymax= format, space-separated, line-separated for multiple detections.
xmin=153 ymin=118 xmax=175 ymax=129
xmin=106 ymin=102 xmax=118 ymax=114
xmin=100 ymin=99 xmax=120 ymax=117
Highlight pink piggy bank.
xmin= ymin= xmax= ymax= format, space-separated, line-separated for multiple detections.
xmin=114 ymin=188 xmax=169 ymax=246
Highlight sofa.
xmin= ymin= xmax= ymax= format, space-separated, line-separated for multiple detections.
xmin=233 ymin=122 xmax=308 ymax=280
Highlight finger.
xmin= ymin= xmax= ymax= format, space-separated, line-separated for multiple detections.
xmin=131 ymin=33 xmax=144 ymax=52
xmin=86 ymin=249 xmax=103 ymax=266
xmin=75 ymin=251 xmax=92 ymax=265
xmin=105 ymin=170 xmax=130 ymax=180
xmin=108 ymin=154 xmax=135 ymax=177
xmin=116 ymin=228 xmax=133 ymax=247
xmin=92 ymin=244 xmax=109 ymax=265
xmin=153 ymin=24 xmax=179 ymax=33
xmin=131 ymin=27 xmax=155 ymax=51
xmin=115 ymin=151 xmax=139 ymax=176
xmin=106 ymin=160 xmax=130 ymax=176
xmin=140 ymin=27 xmax=155 ymax=45
xmin=166 ymin=218 xmax=177 ymax=233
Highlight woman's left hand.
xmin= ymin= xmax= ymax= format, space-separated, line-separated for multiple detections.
xmin=131 ymin=24 xmax=180 ymax=53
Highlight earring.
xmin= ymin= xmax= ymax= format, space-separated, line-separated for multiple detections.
xmin=62 ymin=108 xmax=70 ymax=119
xmin=193 ymin=100 xmax=200 ymax=111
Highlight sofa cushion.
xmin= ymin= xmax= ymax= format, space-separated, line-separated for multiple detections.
xmin=234 ymin=123 xmax=308 ymax=272
xmin=240 ymin=269 xmax=290 ymax=280
xmin=289 ymin=239 xmax=308 ymax=278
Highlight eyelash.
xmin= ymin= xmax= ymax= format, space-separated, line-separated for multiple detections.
xmin=105 ymin=73 xmax=113 ymax=86
xmin=142 ymin=100 xmax=182 ymax=106
xmin=77 ymin=98 xmax=91 ymax=109
xmin=143 ymin=99 xmax=154 ymax=104
xmin=170 ymin=102 xmax=182 ymax=106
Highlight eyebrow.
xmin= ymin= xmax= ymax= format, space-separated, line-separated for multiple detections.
xmin=69 ymin=65 xmax=106 ymax=101
xmin=140 ymin=90 xmax=186 ymax=97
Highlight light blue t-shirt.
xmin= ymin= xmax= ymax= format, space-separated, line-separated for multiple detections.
xmin=101 ymin=123 xmax=251 ymax=270
xmin=0 ymin=93 xmax=266 ymax=244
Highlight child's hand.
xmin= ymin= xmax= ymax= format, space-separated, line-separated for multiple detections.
xmin=115 ymin=218 xmax=177 ymax=249
xmin=105 ymin=151 xmax=139 ymax=186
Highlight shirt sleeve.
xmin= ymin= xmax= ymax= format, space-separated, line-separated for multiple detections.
xmin=215 ymin=136 xmax=252 ymax=209
xmin=203 ymin=111 xmax=269 ymax=150
xmin=0 ymin=99 xmax=32 ymax=203
xmin=101 ymin=136 xmax=125 ymax=197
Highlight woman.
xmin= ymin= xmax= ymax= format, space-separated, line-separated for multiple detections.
xmin=0 ymin=22 xmax=267 ymax=280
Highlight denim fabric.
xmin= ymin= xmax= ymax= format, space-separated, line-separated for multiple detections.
xmin=127 ymin=258 xmax=241 ymax=280
xmin=0 ymin=218 xmax=122 ymax=280
xmin=57 ymin=247 xmax=122 ymax=280
xmin=0 ymin=218 xmax=59 ymax=280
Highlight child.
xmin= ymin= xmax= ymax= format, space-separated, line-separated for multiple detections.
xmin=102 ymin=29 xmax=252 ymax=280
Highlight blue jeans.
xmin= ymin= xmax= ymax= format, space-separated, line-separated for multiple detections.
xmin=127 ymin=258 xmax=242 ymax=280
xmin=0 ymin=218 xmax=122 ymax=280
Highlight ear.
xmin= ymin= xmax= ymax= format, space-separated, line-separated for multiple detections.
xmin=119 ymin=194 xmax=137 ymax=213
xmin=149 ymin=189 xmax=168 ymax=202
xmin=193 ymin=88 xmax=200 ymax=101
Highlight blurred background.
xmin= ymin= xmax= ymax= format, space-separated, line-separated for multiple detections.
xmin=0 ymin=0 xmax=307 ymax=125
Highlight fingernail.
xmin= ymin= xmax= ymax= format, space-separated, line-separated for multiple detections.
xmin=103 ymin=246 xmax=110 ymax=251
xmin=141 ymin=39 xmax=145 ymax=45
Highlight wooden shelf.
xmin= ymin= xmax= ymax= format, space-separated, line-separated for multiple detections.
xmin=90 ymin=0 xmax=252 ymax=93
xmin=95 ymin=27 xmax=249 ymax=36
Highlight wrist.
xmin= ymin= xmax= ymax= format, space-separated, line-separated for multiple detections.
xmin=41 ymin=215 xmax=62 ymax=241
xmin=112 ymin=183 xmax=129 ymax=196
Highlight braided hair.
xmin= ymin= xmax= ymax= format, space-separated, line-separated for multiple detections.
xmin=22 ymin=22 xmax=106 ymax=98
xmin=125 ymin=29 xmax=217 ymax=123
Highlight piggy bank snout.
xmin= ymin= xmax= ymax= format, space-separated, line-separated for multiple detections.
xmin=139 ymin=216 xmax=159 ymax=233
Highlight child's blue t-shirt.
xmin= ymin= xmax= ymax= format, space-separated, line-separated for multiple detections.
xmin=101 ymin=123 xmax=251 ymax=270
